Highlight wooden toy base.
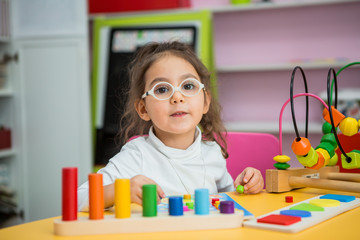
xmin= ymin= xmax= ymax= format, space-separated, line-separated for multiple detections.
xmin=243 ymin=195 xmax=360 ymax=233
xmin=54 ymin=211 xmax=244 ymax=236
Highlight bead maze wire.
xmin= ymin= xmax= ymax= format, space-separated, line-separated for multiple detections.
xmin=278 ymin=93 xmax=328 ymax=155
xmin=290 ymin=66 xmax=309 ymax=141
xmin=327 ymin=68 xmax=351 ymax=162
xmin=279 ymin=62 xmax=359 ymax=161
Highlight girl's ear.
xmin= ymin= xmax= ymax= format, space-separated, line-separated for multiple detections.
xmin=202 ymin=90 xmax=211 ymax=114
xmin=135 ymin=99 xmax=151 ymax=121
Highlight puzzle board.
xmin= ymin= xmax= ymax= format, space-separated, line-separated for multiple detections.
xmin=243 ymin=194 xmax=360 ymax=233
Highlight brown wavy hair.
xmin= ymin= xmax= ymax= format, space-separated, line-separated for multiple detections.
xmin=117 ymin=41 xmax=228 ymax=158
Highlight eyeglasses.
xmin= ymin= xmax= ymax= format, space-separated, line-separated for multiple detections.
xmin=141 ymin=78 xmax=205 ymax=101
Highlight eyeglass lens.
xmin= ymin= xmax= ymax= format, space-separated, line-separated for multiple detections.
xmin=153 ymin=79 xmax=201 ymax=99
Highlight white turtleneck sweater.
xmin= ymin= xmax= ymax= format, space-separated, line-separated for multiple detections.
xmin=77 ymin=127 xmax=235 ymax=211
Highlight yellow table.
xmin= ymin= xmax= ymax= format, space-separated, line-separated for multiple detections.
xmin=1 ymin=188 xmax=360 ymax=240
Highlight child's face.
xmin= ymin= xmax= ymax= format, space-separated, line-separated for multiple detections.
xmin=136 ymin=54 xmax=210 ymax=139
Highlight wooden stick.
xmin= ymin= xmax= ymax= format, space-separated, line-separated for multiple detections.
xmin=288 ymin=176 xmax=360 ymax=193
xmin=324 ymin=172 xmax=360 ymax=183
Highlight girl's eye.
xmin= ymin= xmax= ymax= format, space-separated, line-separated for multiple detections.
xmin=183 ymin=83 xmax=195 ymax=90
xmin=154 ymin=85 xmax=170 ymax=95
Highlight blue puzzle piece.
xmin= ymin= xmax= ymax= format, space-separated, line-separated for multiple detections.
xmin=320 ymin=194 xmax=355 ymax=202
xmin=280 ymin=209 xmax=312 ymax=218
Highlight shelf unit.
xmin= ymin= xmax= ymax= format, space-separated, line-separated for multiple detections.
xmin=0 ymin=148 xmax=15 ymax=158
xmin=210 ymin=0 xmax=359 ymax=13
xmin=0 ymin=0 xmax=93 ymax=224
xmin=212 ymin=0 xmax=360 ymax=133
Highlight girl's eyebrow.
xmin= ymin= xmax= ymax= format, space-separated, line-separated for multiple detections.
xmin=180 ymin=73 xmax=199 ymax=81
xmin=149 ymin=77 xmax=168 ymax=87
xmin=148 ymin=74 xmax=199 ymax=87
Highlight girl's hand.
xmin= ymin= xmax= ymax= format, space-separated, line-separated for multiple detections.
xmin=234 ymin=167 xmax=264 ymax=194
xmin=130 ymin=175 xmax=166 ymax=205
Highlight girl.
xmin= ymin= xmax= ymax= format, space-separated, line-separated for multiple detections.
xmin=78 ymin=41 xmax=264 ymax=211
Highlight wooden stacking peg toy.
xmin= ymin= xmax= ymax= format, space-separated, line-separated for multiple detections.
xmin=54 ymin=169 xmax=244 ymax=236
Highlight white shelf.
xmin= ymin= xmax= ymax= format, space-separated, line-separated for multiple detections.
xmin=0 ymin=88 xmax=14 ymax=97
xmin=212 ymin=0 xmax=359 ymax=13
xmin=0 ymin=148 xmax=15 ymax=158
xmin=88 ymin=0 xmax=359 ymax=19
xmin=216 ymin=60 xmax=358 ymax=73
xmin=225 ymin=121 xmax=323 ymax=134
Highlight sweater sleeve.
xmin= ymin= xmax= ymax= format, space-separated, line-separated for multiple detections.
xmin=77 ymin=140 xmax=143 ymax=211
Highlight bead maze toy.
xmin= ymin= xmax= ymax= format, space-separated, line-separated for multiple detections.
xmin=54 ymin=168 xmax=244 ymax=236
xmin=244 ymin=193 xmax=360 ymax=233
xmin=267 ymin=63 xmax=360 ymax=193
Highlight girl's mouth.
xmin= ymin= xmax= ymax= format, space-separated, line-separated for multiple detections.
xmin=171 ymin=112 xmax=187 ymax=117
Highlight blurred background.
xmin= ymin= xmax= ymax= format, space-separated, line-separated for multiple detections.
xmin=0 ymin=0 xmax=359 ymax=227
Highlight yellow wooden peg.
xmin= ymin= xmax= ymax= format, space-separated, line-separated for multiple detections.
xmin=339 ymin=117 xmax=359 ymax=136
xmin=273 ymin=155 xmax=291 ymax=163
xmin=115 ymin=179 xmax=131 ymax=219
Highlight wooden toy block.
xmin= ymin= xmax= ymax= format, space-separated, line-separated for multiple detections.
xmin=266 ymin=166 xmax=360 ymax=193
xmin=244 ymin=194 xmax=360 ymax=233
xmin=54 ymin=211 xmax=244 ymax=236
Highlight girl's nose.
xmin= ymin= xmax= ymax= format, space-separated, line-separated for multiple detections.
xmin=171 ymin=90 xmax=184 ymax=104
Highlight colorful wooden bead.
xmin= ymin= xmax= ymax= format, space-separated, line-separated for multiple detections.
xmin=322 ymin=106 xmax=345 ymax=127
xmin=322 ymin=122 xmax=333 ymax=134
xmin=316 ymin=142 xmax=335 ymax=158
xmin=186 ymin=201 xmax=194 ymax=209
xmin=296 ymin=147 xmax=318 ymax=167
xmin=327 ymin=153 xmax=338 ymax=166
xmin=315 ymin=148 xmax=330 ymax=166
xmin=341 ymin=151 xmax=360 ymax=169
xmin=236 ymin=185 xmax=244 ymax=194
xmin=307 ymin=151 xmax=325 ymax=170
xmin=320 ymin=133 xmax=337 ymax=148
xmin=212 ymin=198 xmax=220 ymax=206
xmin=183 ymin=194 xmax=192 ymax=200
xmin=214 ymin=201 xmax=220 ymax=210
xmin=291 ymin=137 xmax=311 ymax=156
xmin=274 ymin=162 xmax=290 ymax=170
xmin=358 ymin=119 xmax=360 ymax=128
xmin=339 ymin=117 xmax=359 ymax=136
xmin=273 ymin=155 xmax=291 ymax=163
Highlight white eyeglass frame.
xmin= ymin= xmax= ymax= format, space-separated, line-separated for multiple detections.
xmin=141 ymin=78 xmax=205 ymax=101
